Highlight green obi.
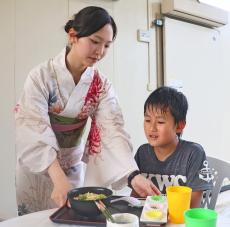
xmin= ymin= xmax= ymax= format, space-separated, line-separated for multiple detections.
xmin=49 ymin=113 xmax=87 ymax=148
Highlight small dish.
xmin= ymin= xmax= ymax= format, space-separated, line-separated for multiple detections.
xmin=140 ymin=195 xmax=168 ymax=225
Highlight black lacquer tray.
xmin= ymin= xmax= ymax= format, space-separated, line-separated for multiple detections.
xmin=50 ymin=196 xmax=166 ymax=226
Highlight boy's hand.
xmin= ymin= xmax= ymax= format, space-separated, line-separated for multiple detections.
xmin=131 ymin=174 xmax=160 ymax=197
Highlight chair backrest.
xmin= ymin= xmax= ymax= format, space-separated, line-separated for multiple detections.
xmin=200 ymin=156 xmax=230 ymax=209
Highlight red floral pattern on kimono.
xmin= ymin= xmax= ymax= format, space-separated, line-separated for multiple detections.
xmin=78 ymin=70 xmax=105 ymax=155
xmin=85 ymin=117 xmax=101 ymax=155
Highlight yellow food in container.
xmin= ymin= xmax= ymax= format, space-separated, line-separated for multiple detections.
xmin=144 ymin=210 xmax=163 ymax=220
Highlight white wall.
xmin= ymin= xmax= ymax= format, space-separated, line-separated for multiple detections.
xmin=1 ymin=0 xmax=230 ymax=218
xmin=113 ymin=0 xmax=150 ymax=150
xmin=14 ymin=0 xmax=68 ymax=98
xmin=0 ymin=0 xmax=17 ymax=219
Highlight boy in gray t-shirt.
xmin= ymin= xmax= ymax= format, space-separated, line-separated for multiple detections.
xmin=133 ymin=86 xmax=212 ymax=208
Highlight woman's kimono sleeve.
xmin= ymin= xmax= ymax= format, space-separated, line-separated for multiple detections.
xmin=83 ymin=79 xmax=138 ymax=190
xmin=15 ymin=71 xmax=59 ymax=173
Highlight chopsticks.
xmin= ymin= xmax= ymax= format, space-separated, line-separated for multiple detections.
xmin=95 ymin=200 xmax=115 ymax=223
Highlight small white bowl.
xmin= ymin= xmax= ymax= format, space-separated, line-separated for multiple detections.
xmin=106 ymin=213 xmax=139 ymax=227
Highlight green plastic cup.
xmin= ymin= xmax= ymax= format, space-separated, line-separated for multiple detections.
xmin=184 ymin=208 xmax=217 ymax=227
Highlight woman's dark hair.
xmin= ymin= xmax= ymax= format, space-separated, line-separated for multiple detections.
xmin=64 ymin=6 xmax=117 ymax=40
xmin=144 ymin=86 xmax=188 ymax=125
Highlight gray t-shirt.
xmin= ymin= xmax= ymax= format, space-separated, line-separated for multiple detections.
xmin=134 ymin=139 xmax=213 ymax=194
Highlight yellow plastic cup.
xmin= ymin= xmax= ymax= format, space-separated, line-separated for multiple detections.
xmin=166 ymin=186 xmax=192 ymax=224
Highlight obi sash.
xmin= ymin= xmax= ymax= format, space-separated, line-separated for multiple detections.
xmin=48 ymin=69 xmax=104 ymax=154
xmin=49 ymin=113 xmax=87 ymax=148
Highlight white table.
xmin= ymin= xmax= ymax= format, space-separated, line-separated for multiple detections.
xmin=1 ymin=191 xmax=230 ymax=227
xmin=0 ymin=209 xmax=183 ymax=227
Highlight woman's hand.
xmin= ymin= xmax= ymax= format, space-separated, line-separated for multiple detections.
xmin=48 ymin=158 xmax=72 ymax=207
xmin=51 ymin=176 xmax=72 ymax=207
xmin=131 ymin=174 xmax=160 ymax=197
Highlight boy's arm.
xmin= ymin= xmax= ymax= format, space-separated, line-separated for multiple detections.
xmin=130 ymin=189 xmax=139 ymax=197
xmin=185 ymin=144 xmax=213 ymax=208
xmin=191 ymin=191 xmax=203 ymax=208
xmin=131 ymin=145 xmax=160 ymax=197
xmin=130 ymin=174 xmax=160 ymax=197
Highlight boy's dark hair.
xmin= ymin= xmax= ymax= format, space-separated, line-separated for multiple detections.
xmin=64 ymin=6 xmax=117 ymax=40
xmin=144 ymin=86 xmax=188 ymax=125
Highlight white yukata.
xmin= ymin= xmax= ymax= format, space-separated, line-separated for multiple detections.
xmin=15 ymin=48 xmax=138 ymax=215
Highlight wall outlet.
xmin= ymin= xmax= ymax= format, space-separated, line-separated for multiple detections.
xmin=137 ymin=29 xmax=151 ymax=43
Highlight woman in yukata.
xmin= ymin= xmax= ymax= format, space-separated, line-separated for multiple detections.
xmin=15 ymin=6 xmax=159 ymax=215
